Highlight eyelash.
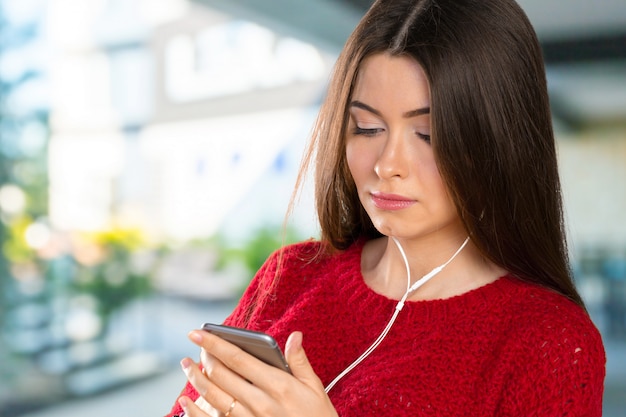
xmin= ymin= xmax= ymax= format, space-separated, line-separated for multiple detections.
xmin=352 ymin=127 xmax=431 ymax=144
xmin=352 ymin=127 xmax=382 ymax=137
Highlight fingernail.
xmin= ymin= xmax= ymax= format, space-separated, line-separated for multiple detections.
xmin=179 ymin=397 xmax=188 ymax=409
xmin=180 ymin=358 xmax=192 ymax=371
xmin=189 ymin=331 xmax=203 ymax=343
xmin=286 ymin=331 xmax=303 ymax=351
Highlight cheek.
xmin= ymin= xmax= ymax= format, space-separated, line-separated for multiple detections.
xmin=429 ymin=170 xmax=449 ymax=201
xmin=345 ymin=141 xmax=366 ymax=185
xmin=432 ymin=173 xmax=457 ymax=214
xmin=416 ymin=147 xmax=443 ymax=185
xmin=419 ymin=155 xmax=454 ymax=205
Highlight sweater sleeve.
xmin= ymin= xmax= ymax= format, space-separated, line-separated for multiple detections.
xmin=500 ymin=306 xmax=606 ymax=416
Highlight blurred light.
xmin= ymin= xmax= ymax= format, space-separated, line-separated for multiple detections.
xmin=65 ymin=310 xmax=102 ymax=342
xmin=65 ymin=296 xmax=103 ymax=341
xmin=0 ymin=184 xmax=26 ymax=214
xmin=72 ymin=235 xmax=106 ymax=266
xmin=25 ymin=222 xmax=52 ymax=249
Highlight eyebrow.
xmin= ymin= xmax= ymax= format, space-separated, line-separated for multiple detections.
xmin=349 ymin=100 xmax=430 ymax=118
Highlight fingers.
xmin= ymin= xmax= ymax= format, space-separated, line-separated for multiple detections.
xmin=179 ymin=393 xmax=252 ymax=417
xmin=177 ymin=396 xmax=209 ymax=417
xmin=179 ymin=395 xmax=247 ymax=417
xmin=188 ymin=331 xmax=273 ymax=414
xmin=285 ymin=331 xmax=326 ymax=392
xmin=184 ymin=329 xmax=337 ymax=417
xmin=190 ymin=330 xmax=289 ymax=390
xmin=222 ymin=398 xmax=237 ymax=417
xmin=180 ymin=357 xmax=243 ymax=417
xmin=194 ymin=396 xmax=220 ymax=417
xmin=189 ymin=330 xmax=296 ymax=415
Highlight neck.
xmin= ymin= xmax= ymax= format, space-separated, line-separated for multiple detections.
xmin=361 ymin=235 xmax=506 ymax=301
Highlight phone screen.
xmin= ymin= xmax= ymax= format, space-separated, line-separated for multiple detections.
xmin=202 ymin=323 xmax=292 ymax=374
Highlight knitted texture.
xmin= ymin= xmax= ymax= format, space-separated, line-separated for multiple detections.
xmin=166 ymin=240 xmax=605 ymax=416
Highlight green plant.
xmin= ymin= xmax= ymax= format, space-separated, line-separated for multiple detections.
xmin=213 ymin=224 xmax=303 ymax=277
xmin=69 ymin=228 xmax=157 ymax=325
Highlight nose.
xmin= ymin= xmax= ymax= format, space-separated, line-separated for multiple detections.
xmin=374 ymin=130 xmax=410 ymax=179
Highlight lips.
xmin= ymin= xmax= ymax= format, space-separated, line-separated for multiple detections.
xmin=370 ymin=192 xmax=416 ymax=211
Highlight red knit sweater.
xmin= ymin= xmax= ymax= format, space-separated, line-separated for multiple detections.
xmin=167 ymin=240 xmax=606 ymax=416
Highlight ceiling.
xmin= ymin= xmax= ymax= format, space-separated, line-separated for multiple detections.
xmin=195 ymin=0 xmax=626 ymax=130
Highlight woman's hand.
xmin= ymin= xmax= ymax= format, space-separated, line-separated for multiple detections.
xmin=178 ymin=330 xmax=338 ymax=417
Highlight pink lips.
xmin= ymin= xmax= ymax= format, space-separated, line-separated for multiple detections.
xmin=370 ymin=192 xmax=416 ymax=211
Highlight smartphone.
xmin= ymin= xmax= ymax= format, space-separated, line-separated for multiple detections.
xmin=201 ymin=323 xmax=291 ymax=374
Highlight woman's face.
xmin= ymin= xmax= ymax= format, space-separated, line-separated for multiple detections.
xmin=346 ymin=53 xmax=465 ymax=242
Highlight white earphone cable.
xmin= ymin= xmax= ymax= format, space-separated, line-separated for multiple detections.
xmin=324 ymin=236 xmax=470 ymax=393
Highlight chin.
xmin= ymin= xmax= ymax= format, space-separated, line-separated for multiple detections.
xmin=371 ymin=220 xmax=399 ymax=237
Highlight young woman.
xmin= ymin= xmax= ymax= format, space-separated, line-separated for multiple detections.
xmin=167 ymin=0 xmax=606 ymax=415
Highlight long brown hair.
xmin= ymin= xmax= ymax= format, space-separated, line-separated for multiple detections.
xmin=294 ymin=0 xmax=586 ymax=308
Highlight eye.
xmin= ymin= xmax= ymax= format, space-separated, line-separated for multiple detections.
xmin=417 ymin=133 xmax=431 ymax=144
xmin=353 ymin=126 xmax=384 ymax=137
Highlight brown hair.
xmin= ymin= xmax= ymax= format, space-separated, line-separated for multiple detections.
xmin=295 ymin=0 xmax=586 ymax=308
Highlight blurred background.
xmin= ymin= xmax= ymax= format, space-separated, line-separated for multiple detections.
xmin=0 ymin=0 xmax=624 ymax=416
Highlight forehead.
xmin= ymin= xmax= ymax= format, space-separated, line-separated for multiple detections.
xmin=352 ymin=53 xmax=431 ymax=107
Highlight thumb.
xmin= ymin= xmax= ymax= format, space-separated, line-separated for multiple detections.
xmin=285 ymin=331 xmax=325 ymax=390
